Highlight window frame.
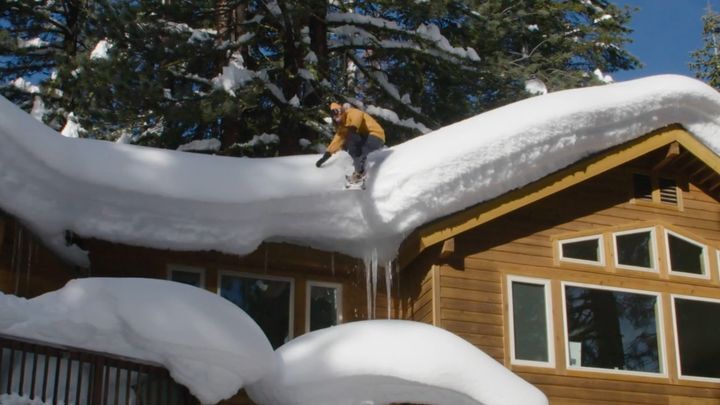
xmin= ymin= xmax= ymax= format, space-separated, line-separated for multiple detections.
xmin=217 ymin=271 xmax=296 ymax=343
xmin=612 ymin=227 xmax=659 ymax=273
xmin=166 ymin=264 xmax=206 ymax=288
xmin=671 ymin=294 xmax=720 ymax=383
xmin=507 ymin=276 xmax=555 ymax=368
xmin=305 ymin=280 xmax=343 ymax=333
xmin=558 ymin=234 xmax=606 ymax=267
xmin=560 ymin=281 xmax=667 ymax=378
xmin=664 ymin=229 xmax=710 ymax=280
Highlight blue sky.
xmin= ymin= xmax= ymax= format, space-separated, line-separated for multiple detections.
xmin=612 ymin=0 xmax=713 ymax=81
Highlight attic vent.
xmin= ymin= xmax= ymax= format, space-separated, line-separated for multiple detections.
xmin=633 ymin=174 xmax=653 ymax=201
xmin=659 ymin=178 xmax=678 ymax=205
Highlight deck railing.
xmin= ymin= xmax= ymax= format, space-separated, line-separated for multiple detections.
xmin=0 ymin=333 xmax=200 ymax=405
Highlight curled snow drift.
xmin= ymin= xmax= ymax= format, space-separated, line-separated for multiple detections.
xmin=1 ymin=75 xmax=720 ymax=265
xmin=246 ymin=320 xmax=548 ymax=405
xmin=0 ymin=278 xmax=276 ymax=405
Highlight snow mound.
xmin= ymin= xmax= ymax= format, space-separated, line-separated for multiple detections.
xmin=0 ymin=278 xmax=276 ymax=405
xmin=246 ymin=320 xmax=548 ymax=405
xmin=1 ymin=75 xmax=720 ymax=266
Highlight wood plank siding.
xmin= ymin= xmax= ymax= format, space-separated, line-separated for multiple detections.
xmin=0 ymin=212 xmax=80 ymax=296
xmin=401 ymin=146 xmax=720 ymax=404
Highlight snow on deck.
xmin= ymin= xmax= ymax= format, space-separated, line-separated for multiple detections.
xmin=246 ymin=320 xmax=548 ymax=405
xmin=0 ymin=278 xmax=276 ymax=404
xmin=1 ymin=75 xmax=720 ymax=266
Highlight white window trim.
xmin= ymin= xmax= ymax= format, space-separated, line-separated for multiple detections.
xmin=671 ymin=294 xmax=720 ymax=383
xmin=560 ymin=281 xmax=667 ymax=378
xmin=665 ymin=230 xmax=710 ymax=280
xmin=305 ymin=281 xmax=343 ymax=333
xmin=558 ymin=234 xmax=606 ymax=267
xmin=217 ymin=271 xmax=295 ymax=342
xmin=167 ymin=264 xmax=206 ymax=288
xmin=507 ymin=275 xmax=555 ymax=368
xmin=612 ymin=227 xmax=659 ymax=273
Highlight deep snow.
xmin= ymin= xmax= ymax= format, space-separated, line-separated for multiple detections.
xmin=246 ymin=320 xmax=548 ymax=405
xmin=1 ymin=75 xmax=719 ymax=268
xmin=0 ymin=281 xmax=547 ymax=405
xmin=0 ymin=278 xmax=276 ymax=404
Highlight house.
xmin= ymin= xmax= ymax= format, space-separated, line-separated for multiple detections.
xmin=2 ymin=74 xmax=720 ymax=404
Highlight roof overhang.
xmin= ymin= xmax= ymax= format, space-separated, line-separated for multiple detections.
xmin=398 ymin=124 xmax=720 ymax=269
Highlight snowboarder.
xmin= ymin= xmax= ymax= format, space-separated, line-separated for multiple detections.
xmin=315 ymin=102 xmax=386 ymax=186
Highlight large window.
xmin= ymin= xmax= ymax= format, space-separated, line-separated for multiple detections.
xmin=613 ymin=228 xmax=657 ymax=272
xmin=563 ymin=283 xmax=664 ymax=375
xmin=559 ymin=235 xmax=604 ymax=266
xmin=167 ymin=265 xmax=205 ymax=288
xmin=673 ymin=296 xmax=720 ymax=381
xmin=665 ymin=231 xmax=709 ymax=278
xmin=219 ymin=273 xmax=294 ymax=349
xmin=508 ymin=277 xmax=554 ymax=367
xmin=306 ymin=281 xmax=342 ymax=332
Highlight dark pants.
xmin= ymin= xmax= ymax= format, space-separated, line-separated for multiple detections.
xmin=346 ymin=133 xmax=384 ymax=174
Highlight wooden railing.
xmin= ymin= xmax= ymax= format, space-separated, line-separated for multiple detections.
xmin=0 ymin=333 xmax=200 ymax=404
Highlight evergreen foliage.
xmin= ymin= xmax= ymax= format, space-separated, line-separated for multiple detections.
xmin=691 ymin=5 xmax=720 ymax=91
xmin=1 ymin=0 xmax=639 ymax=156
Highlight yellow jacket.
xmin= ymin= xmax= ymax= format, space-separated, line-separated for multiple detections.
xmin=327 ymin=108 xmax=385 ymax=154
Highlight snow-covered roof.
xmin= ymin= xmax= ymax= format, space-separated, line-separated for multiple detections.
xmin=0 ymin=278 xmax=276 ymax=404
xmin=1 ymin=75 xmax=720 ymax=266
xmin=245 ymin=319 xmax=548 ymax=405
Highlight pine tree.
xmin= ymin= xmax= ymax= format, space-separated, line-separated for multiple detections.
xmin=0 ymin=0 xmax=98 ymax=130
xmin=2 ymin=0 xmax=640 ymax=157
xmin=691 ymin=5 xmax=720 ymax=90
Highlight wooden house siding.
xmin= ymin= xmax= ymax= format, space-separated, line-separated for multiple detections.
xmin=83 ymin=239 xmax=394 ymax=335
xmin=405 ymin=152 xmax=720 ymax=404
xmin=0 ymin=212 xmax=79 ymax=297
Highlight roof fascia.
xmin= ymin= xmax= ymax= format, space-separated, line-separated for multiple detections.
xmin=398 ymin=125 xmax=719 ymax=269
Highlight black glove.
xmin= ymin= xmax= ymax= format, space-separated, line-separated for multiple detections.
xmin=316 ymin=152 xmax=331 ymax=167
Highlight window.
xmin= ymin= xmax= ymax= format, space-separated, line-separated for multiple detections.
xmin=673 ymin=296 xmax=720 ymax=380
xmin=613 ymin=228 xmax=657 ymax=271
xmin=508 ymin=277 xmax=554 ymax=367
xmin=559 ymin=235 xmax=604 ymax=266
xmin=306 ymin=281 xmax=342 ymax=332
xmin=219 ymin=273 xmax=294 ymax=349
xmin=665 ymin=230 xmax=708 ymax=278
xmin=563 ymin=283 xmax=664 ymax=375
xmin=167 ymin=265 xmax=205 ymax=288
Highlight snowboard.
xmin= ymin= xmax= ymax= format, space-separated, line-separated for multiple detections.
xmin=344 ymin=173 xmax=367 ymax=190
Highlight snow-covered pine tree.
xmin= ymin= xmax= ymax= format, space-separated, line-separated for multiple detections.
xmin=691 ymin=4 xmax=720 ymax=90
xmin=1 ymin=0 xmax=640 ymax=157
xmin=0 ymin=0 xmax=97 ymax=131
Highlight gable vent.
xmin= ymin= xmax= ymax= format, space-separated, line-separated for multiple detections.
xmin=659 ymin=177 xmax=678 ymax=205
xmin=633 ymin=174 xmax=653 ymax=201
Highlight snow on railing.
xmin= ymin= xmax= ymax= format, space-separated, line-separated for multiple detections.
xmin=0 ymin=333 xmax=199 ymax=405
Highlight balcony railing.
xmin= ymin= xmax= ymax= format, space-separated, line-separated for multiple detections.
xmin=0 ymin=333 xmax=199 ymax=404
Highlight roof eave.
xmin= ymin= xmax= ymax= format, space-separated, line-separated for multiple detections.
xmin=398 ymin=124 xmax=720 ymax=269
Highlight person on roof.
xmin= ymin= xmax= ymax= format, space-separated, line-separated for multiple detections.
xmin=315 ymin=102 xmax=385 ymax=182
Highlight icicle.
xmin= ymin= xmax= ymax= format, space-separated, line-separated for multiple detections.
xmin=364 ymin=256 xmax=372 ymax=319
xmin=363 ymin=248 xmax=379 ymax=320
xmin=331 ymin=252 xmax=335 ymax=277
xmin=263 ymin=244 xmax=268 ymax=273
xmin=385 ymin=260 xmax=393 ymax=319
xmin=370 ymin=250 xmax=378 ymax=319
xmin=13 ymin=227 xmax=23 ymax=295
xmin=26 ymin=237 xmax=33 ymax=290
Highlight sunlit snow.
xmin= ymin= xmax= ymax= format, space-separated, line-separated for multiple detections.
xmin=246 ymin=320 xmax=547 ymax=405
xmin=0 ymin=75 xmax=719 ymax=269
xmin=0 ymin=278 xmax=275 ymax=404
